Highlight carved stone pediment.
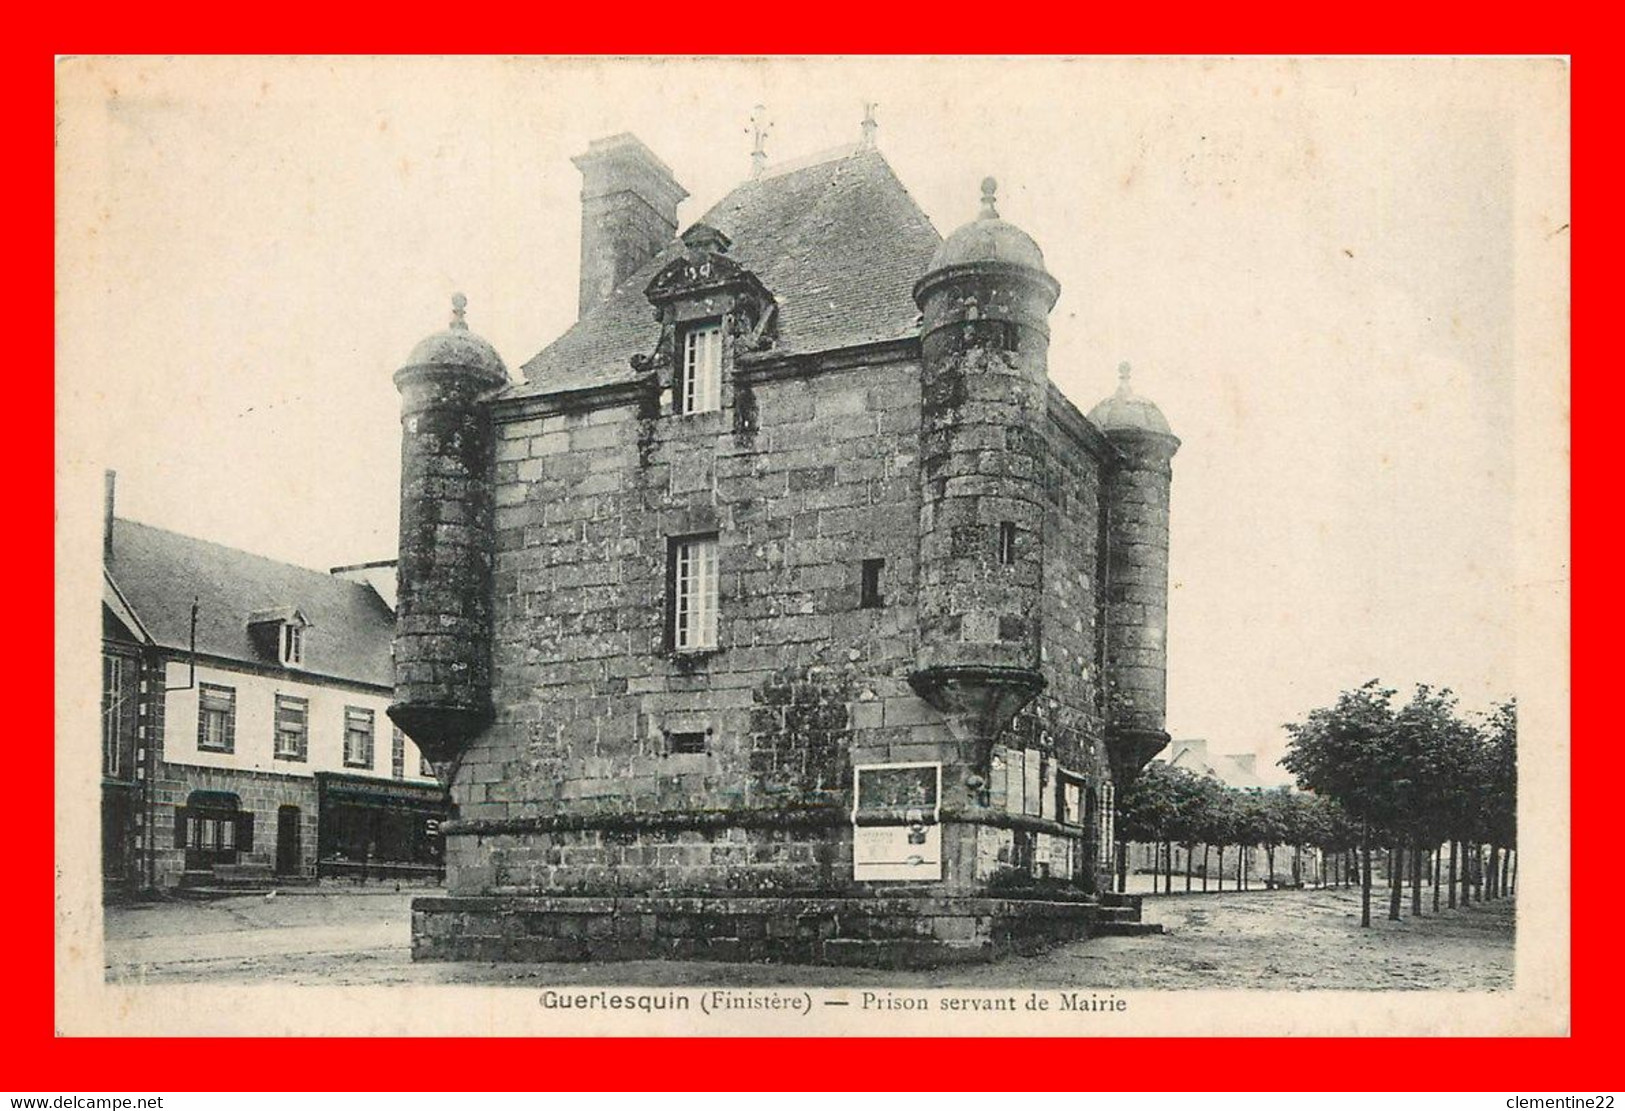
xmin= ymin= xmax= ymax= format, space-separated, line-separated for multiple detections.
xmin=642 ymin=225 xmax=778 ymax=354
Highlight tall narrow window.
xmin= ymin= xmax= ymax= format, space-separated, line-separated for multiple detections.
xmin=344 ymin=706 xmax=375 ymax=769
xmin=391 ymin=727 xmax=406 ymax=780
xmin=678 ymin=321 xmax=722 ymax=415
xmin=273 ymin=694 xmax=308 ymax=762
xmin=670 ymin=534 xmax=719 ymax=650
xmin=197 ymin=683 xmax=237 ymax=754
xmin=281 ymin=623 xmax=304 ymax=667
xmin=860 ymin=558 xmax=885 ymax=609
xmin=998 ymin=520 xmax=1017 ymax=565
xmin=102 ymin=653 xmax=134 ymax=777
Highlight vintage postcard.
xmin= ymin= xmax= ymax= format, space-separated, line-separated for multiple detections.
xmin=54 ymin=55 xmax=1570 ymax=1037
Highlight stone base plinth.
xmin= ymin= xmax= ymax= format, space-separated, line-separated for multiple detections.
xmin=412 ymin=893 xmax=1149 ymax=968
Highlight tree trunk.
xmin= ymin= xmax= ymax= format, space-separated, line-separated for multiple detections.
xmin=1360 ymin=830 xmax=1372 ymax=928
xmin=1165 ymin=839 xmax=1174 ymax=894
xmin=1202 ymin=844 xmax=1210 ymax=892
xmin=1238 ymin=844 xmax=1245 ymax=891
xmin=1216 ymin=846 xmax=1225 ymax=892
xmin=1509 ymin=848 xmax=1517 ymax=896
xmin=1501 ymin=847 xmax=1512 ymax=897
xmin=1117 ymin=838 xmax=1127 ymax=893
xmin=1410 ymin=839 xmax=1423 ymax=916
xmin=1432 ymin=846 xmax=1441 ymax=912
xmin=1460 ymin=841 xmax=1471 ymax=906
xmin=1388 ymin=844 xmax=1402 ymax=921
xmin=1185 ymin=845 xmax=1193 ymax=892
xmin=1473 ymin=842 xmax=1484 ymax=901
xmin=1293 ymin=844 xmax=1302 ymax=888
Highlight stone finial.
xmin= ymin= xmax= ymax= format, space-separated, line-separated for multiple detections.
xmin=1117 ymin=361 xmax=1133 ymax=393
xmin=450 ymin=292 xmax=468 ymax=330
xmin=860 ymin=101 xmax=878 ymax=148
xmin=979 ymin=177 xmax=999 ymax=220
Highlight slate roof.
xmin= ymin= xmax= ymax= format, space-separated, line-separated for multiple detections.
xmin=104 ymin=518 xmax=394 ymax=688
xmin=512 ymin=145 xmax=944 ymax=397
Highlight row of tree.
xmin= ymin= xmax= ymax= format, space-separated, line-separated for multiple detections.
xmin=1115 ymin=763 xmax=1358 ymax=895
xmin=1281 ymin=682 xmax=1517 ymax=927
xmin=1115 ymin=683 xmax=1517 ymax=930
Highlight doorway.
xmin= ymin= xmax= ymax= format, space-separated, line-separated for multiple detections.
xmin=276 ymin=805 xmax=302 ymax=876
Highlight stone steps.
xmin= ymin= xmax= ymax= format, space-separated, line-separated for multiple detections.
xmin=1092 ymin=921 xmax=1165 ymax=937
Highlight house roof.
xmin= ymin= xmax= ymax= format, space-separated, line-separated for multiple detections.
xmin=511 ymin=145 xmax=944 ymax=397
xmin=104 ymin=518 xmax=394 ymax=688
xmin=1164 ymin=738 xmax=1272 ymax=790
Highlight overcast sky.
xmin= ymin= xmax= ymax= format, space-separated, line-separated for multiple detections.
xmin=58 ymin=57 xmax=1563 ymax=778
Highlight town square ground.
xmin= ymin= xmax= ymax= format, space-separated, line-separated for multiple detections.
xmin=104 ymin=886 xmax=1513 ymax=991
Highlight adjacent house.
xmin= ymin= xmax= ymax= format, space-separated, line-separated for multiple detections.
xmin=100 ymin=476 xmax=447 ymax=895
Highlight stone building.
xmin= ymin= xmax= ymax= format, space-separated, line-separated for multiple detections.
xmin=100 ymin=476 xmax=447 ymax=895
xmin=394 ymin=130 xmax=1180 ymax=963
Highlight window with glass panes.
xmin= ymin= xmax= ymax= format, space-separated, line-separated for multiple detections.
xmin=197 ymin=683 xmax=236 ymax=753
xmin=669 ymin=535 xmax=719 ymax=650
xmin=102 ymin=652 xmax=135 ymax=777
xmin=273 ymin=694 xmax=308 ymax=761
xmin=391 ymin=726 xmax=406 ymax=779
xmin=678 ymin=321 xmax=722 ymax=414
xmin=281 ymin=623 xmax=304 ymax=666
xmin=344 ymin=706 xmax=375 ymax=769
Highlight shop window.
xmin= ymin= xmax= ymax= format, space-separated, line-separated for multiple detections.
xmin=344 ymin=706 xmax=375 ymax=769
xmin=197 ymin=683 xmax=236 ymax=753
xmin=175 ymin=791 xmax=250 ymax=870
xmin=274 ymin=694 xmax=308 ymax=762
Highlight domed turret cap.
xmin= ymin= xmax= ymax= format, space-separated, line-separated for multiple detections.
xmin=926 ymin=177 xmax=1051 ymax=275
xmin=1089 ymin=362 xmax=1177 ymax=439
xmin=400 ymin=293 xmax=508 ymax=383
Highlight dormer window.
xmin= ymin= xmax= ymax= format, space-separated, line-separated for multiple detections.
xmin=281 ymin=623 xmax=304 ymax=667
xmin=248 ymin=607 xmax=308 ymax=669
xmin=678 ymin=320 xmax=722 ymax=414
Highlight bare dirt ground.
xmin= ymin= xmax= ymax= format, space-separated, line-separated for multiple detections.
xmin=103 ymin=884 xmax=1513 ymax=990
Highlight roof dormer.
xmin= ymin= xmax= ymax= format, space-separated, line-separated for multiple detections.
xmin=248 ymin=607 xmax=309 ymax=669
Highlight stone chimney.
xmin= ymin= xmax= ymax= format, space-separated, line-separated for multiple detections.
xmin=571 ymin=134 xmax=687 ymax=319
xmin=103 ymin=470 xmax=116 ymax=561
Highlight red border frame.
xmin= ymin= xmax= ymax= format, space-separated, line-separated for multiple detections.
xmin=28 ymin=15 xmax=1600 ymax=1090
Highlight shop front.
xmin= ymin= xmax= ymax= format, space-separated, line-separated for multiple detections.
xmin=315 ymin=772 xmax=447 ymax=882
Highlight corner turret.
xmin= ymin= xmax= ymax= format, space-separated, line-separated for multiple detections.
xmin=388 ymin=294 xmax=508 ymax=776
xmin=910 ymin=179 xmax=1060 ymax=763
xmin=1089 ymin=362 xmax=1180 ymax=785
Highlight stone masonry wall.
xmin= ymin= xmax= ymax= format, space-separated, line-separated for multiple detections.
xmin=148 ymin=762 xmax=318 ymax=888
xmin=476 ymin=354 xmax=937 ymax=895
xmin=466 ymin=352 xmax=1120 ymax=898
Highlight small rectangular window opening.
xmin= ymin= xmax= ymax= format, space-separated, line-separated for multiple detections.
xmin=860 ymin=558 xmax=885 ymax=609
xmin=999 ymin=521 xmax=1017 ymax=565
xmin=668 ymin=730 xmax=709 ymax=755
